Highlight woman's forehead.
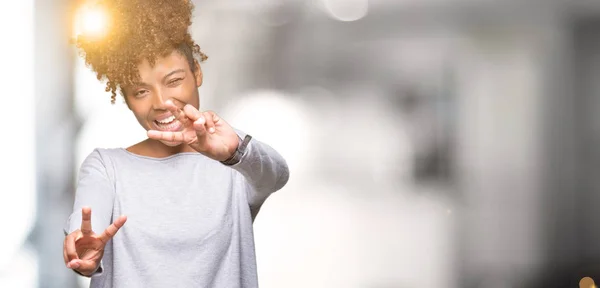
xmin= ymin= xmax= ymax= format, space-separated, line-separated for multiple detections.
xmin=137 ymin=51 xmax=190 ymax=77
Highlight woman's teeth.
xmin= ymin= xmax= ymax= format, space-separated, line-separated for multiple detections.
xmin=156 ymin=115 xmax=175 ymax=124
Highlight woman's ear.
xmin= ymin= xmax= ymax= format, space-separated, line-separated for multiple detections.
xmin=194 ymin=60 xmax=203 ymax=87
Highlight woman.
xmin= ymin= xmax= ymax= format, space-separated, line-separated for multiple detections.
xmin=62 ymin=0 xmax=289 ymax=287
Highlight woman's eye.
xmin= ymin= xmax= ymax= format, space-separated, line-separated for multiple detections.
xmin=168 ymin=78 xmax=183 ymax=85
xmin=135 ymin=90 xmax=148 ymax=97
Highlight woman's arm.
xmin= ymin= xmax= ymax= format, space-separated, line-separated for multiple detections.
xmin=65 ymin=149 xmax=115 ymax=234
xmin=63 ymin=149 xmax=117 ymax=276
xmin=143 ymin=106 xmax=289 ymax=216
xmin=226 ymin=130 xmax=290 ymax=214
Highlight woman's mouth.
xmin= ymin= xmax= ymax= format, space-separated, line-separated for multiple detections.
xmin=153 ymin=115 xmax=183 ymax=132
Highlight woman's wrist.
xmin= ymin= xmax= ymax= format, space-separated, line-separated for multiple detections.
xmin=221 ymin=135 xmax=252 ymax=166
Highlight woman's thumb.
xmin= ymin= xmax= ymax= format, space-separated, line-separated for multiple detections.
xmin=71 ymin=259 xmax=99 ymax=276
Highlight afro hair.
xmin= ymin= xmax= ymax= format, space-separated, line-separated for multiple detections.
xmin=75 ymin=0 xmax=208 ymax=103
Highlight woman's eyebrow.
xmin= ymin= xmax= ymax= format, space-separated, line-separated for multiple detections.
xmin=129 ymin=69 xmax=186 ymax=87
xmin=162 ymin=69 xmax=186 ymax=81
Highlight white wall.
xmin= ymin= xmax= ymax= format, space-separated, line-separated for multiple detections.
xmin=0 ymin=0 xmax=37 ymax=287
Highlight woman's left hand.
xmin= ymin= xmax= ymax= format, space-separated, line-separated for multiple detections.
xmin=147 ymin=100 xmax=239 ymax=162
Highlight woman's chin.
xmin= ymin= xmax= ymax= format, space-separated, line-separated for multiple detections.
xmin=159 ymin=140 xmax=183 ymax=147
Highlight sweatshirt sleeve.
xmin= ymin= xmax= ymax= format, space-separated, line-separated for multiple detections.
xmin=227 ymin=130 xmax=290 ymax=214
xmin=63 ymin=149 xmax=116 ymax=277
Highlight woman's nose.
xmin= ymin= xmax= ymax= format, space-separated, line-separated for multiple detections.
xmin=151 ymin=90 xmax=171 ymax=109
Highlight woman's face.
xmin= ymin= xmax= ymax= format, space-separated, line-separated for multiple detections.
xmin=123 ymin=50 xmax=202 ymax=146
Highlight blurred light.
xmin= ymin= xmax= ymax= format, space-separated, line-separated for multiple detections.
xmin=82 ymin=8 xmax=107 ymax=36
xmin=580 ymin=277 xmax=596 ymax=288
xmin=74 ymin=3 xmax=110 ymax=38
xmin=221 ymin=90 xmax=310 ymax=175
xmin=323 ymin=0 xmax=368 ymax=22
xmin=253 ymin=1 xmax=298 ymax=27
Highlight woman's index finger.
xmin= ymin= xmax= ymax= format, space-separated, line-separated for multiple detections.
xmin=98 ymin=215 xmax=127 ymax=243
xmin=183 ymin=104 xmax=202 ymax=122
xmin=80 ymin=207 xmax=93 ymax=235
xmin=165 ymin=100 xmax=189 ymax=126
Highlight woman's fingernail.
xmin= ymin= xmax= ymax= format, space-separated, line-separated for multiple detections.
xmin=70 ymin=262 xmax=80 ymax=269
xmin=209 ymin=127 xmax=215 ymax=133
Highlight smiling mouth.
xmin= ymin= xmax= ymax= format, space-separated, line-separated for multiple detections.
xmin=153 ymin=115 xmax=182 ymax=132
xmin=156 ymin=115 xmax=175 ymax=124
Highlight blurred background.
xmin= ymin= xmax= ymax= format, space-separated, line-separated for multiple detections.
xmin=4 ymin=0 xmax=600 ymax=287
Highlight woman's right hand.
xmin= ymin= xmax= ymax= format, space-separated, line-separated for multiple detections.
xmin=63 ymin=206 xmax=127 ymax=276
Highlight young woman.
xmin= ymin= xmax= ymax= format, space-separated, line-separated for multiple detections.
xmin=62 ymin=0 xmax=289 ymax=287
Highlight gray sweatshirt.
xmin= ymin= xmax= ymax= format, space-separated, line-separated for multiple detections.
xmin=64 ymin=130 xmax=290 ymax=288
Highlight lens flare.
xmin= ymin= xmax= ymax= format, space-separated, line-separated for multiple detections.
xmin=74 ymin=3 xmax=110 ymax=38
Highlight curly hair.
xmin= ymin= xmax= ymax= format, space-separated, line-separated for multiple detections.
xmin=75 ymin=0 xmax=208 ymax=104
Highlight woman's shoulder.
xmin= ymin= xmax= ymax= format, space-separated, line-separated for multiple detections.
xmin=79 ymin=147 xmax=147 ymax=182
xmin=86 ymin=147 xmax=127 ymax=158
xmin=80 ymin=148 xmax=126 ymax=169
